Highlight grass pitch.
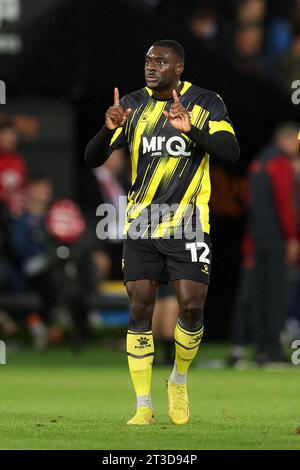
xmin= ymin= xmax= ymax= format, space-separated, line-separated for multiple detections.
xmin=0 ymin=344 xmax=299 ymax=450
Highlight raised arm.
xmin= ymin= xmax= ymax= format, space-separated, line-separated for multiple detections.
xmin=85 ymin=88 xmax=132 ymax=168
xmin=164 ymin=90 xmax=240 ymax=163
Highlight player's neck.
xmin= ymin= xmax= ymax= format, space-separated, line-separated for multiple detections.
xmin=152 ymin=81 xmax=184 ymax=101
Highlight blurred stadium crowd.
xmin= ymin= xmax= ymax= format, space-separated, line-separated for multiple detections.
xmin=0 ymin=0 xmax=300 ymax=365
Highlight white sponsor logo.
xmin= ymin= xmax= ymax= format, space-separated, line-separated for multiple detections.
xmin=291 ymin=340 xmax=300 ymax=365
xmin=0 ymin=0 xmax=20 ymax=28
xmin=0 ymin=80 xmax=6 ymax=104
xmin=95 ymin=198 xmax=205 ymax=240
xmin=0 ymin=340 xmax=6 ymax=364
xmin=291 ymin=80 xmax=300 ymax=105
xmin=0 ymin=0 xmax=22 ymax=54
xmin=142 ymin=136 xmax=191 ymax=157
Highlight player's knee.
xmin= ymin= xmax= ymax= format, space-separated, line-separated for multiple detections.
xmin=130 ymin=300 xmax=154 ymax=321
xmin=126 ymin=286 xmax=155 ymax=321
xmin=126 ymin=283 xmax=155 ymax=321
xmin=179 ymin=296 xmax=205 ymax=324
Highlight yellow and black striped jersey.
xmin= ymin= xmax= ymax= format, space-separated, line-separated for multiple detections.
xmin=109 ymin=81 xmax=235 ymax=237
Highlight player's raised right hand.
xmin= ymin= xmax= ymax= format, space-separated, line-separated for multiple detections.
xmin=105 ymin=88 xmax=132 ymax=130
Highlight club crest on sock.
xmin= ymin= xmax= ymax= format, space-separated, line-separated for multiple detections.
xmin=136 ymin=337 xmax=151 ymax=349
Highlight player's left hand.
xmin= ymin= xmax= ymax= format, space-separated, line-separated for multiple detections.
xmin=163 ymin=89 xmax=191 ymax=133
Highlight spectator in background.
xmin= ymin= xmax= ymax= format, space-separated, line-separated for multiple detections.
xmin=285 ymin=148 xmax=300 ymax=342
xmin=0 ymin=118 xmax=28 ymax=283
xmin=185 ymin=4 xmax=225 ymax=91
xmin=249 ymin=122 xmax=300 ymax=365
xmin=231 ymin=23 xmax=269 ymax=77
xmin=46 ymin=199 xmax=96 ymax=350
xmin=266 ymin=3 xmax=293 ymax=58
xmin=0 ymin=309 xmax=18 ymax=338
xmin=236 ymin=0 xmax=267 ymax=26
xmin=227 ymin=231 xmax=256 ymax=367
xmin=277 ymin=28 xmax=300 ymax=94
xmin=291 ymin=0 xmax=300 ymax=28
xmin=0 ymin=117 xmax=27 ymax=215
xmin=9 ymin=179 xmax=96 ymax=350
xmin=227 ymin=177 xmax=257 ymax=367
xmin=82 ymin=148 xmax=128 ymax=281
xmin=188 ymin=5 xmax=219 ymax=50
xmin=10 ymin=176 xmax=53 ymax=289
xmin=9 ymin=176 xmax=54 ymax=350
xmin=236 ymin=0 xmax=296 ymax=63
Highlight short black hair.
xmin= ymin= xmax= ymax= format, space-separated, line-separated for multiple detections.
xmin=151 ymin=39 xmax=185 ymax=63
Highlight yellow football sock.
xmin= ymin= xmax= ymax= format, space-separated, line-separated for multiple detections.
xmin=174 ymin=318 xmax=204 ymax=375
xmin=127 ymin=328 xmax=154 ymax=402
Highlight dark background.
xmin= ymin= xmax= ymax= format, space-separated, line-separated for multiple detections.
xmin=0 ymin=0 xmax=299 ymax=338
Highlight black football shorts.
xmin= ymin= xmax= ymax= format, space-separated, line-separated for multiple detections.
xmin=122 ymin=233 xmax=211 ymax=285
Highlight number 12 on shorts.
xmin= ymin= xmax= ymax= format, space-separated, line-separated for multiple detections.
xmin=185 ymin=242 xmax=211 ymax=263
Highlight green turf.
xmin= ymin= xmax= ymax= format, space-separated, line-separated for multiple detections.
xmin=0 ymin=344 xmax=299 ymax=450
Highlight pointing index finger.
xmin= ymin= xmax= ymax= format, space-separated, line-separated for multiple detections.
xmin=173 ymin=89 xmax=180 ymax=102
xmin=114 ymin=87 xmax=120 ymax=106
